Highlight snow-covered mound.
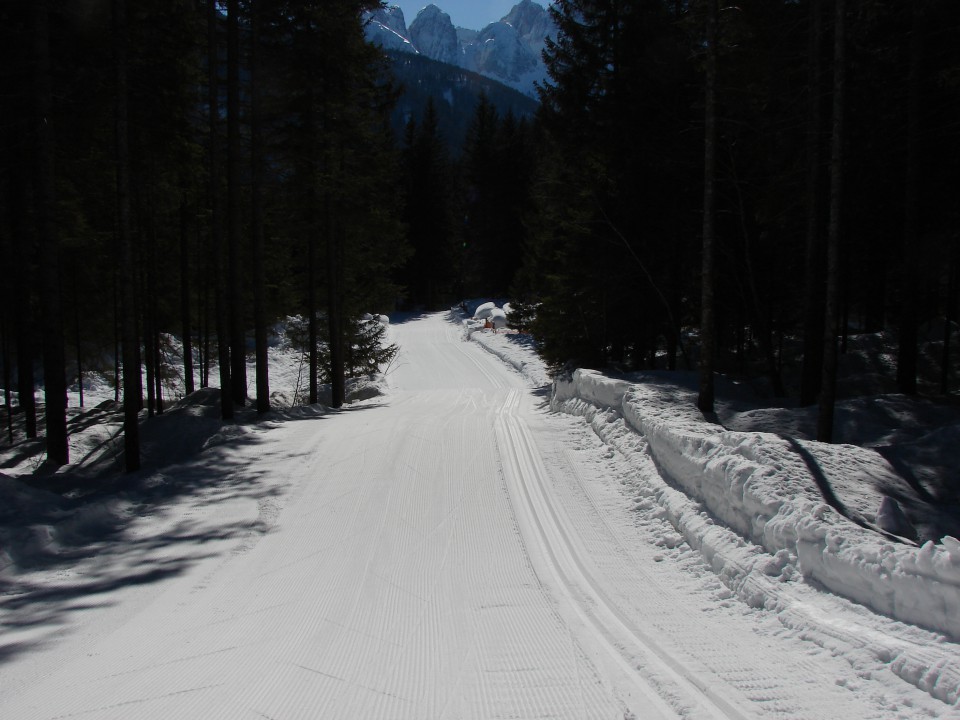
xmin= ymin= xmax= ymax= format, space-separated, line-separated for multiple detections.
xmin=552 ymin=368 xmax=960 ymax=642
xmin=473 ymin=301 xmax=497 ymax=320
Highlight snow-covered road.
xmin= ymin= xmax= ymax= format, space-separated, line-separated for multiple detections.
xmin=0 ymin=313 xmax=953 ymax=718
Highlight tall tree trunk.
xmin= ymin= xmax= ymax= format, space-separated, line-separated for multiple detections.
xmin=250 ymin=0 xmax=270 ymax=414
xmin=307 ymin=96 xmax=319 ymax=407
xmin=154 ymin=311 xmax=163 ymax=413
xmin=327 ymin=199 xmax=345 ymax=409
xmin=942 ymin=253 xmax=957 ymax=395
xmin=74 ymin=277 xmax=83 ymax=408
xmin=9 ymin=176 xmax=37 ymax=438
xmin=201 ymin=233 xmax=211 ymax=389
xmin=180 ymin=196 xmax=195 ymax=396
xmin=308 ymin=222 xmax=318 ymax=405
xmin=800 ymin=0 xmax=825 ymax=407
xmin=897 ymin=1 xmax=923 ymax=395
xmin=149 ymin=225 xmax=163 ymax=415
xmin=209 ymin=0 xmax=232 ymax=420
xmin=2 ymin=307 xmax=12 ymax=444
xmin=113 ymin=273 xmax=120 ymax=403
xmin=817 ymin=0 xmax=846 ymax=443
xmin=199 ymin=217 xmax=210 ymax=389
xmin=143 ymin=265 xmax=155 ymax=417
xmin=114 ymin=0 xmax=140 ymax=471
xmin=697 ymin=0 xmax=718 ymax=416
xmin=34 ymin=0 xmax=68 ymax=466
xmin=227 ymin=0 xmax=246 ymax=407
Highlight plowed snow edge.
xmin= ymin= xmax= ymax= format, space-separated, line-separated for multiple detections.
xmin=549 ymin=376 xmax=960 ymax=709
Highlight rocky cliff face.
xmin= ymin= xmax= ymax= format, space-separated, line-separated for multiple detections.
xmin=365 ymin=6 xmax=416 ymax=53
xmin=364 ymin=1 xmax=556 ymax=98
xmin=408 ymin=5 xmax=460 ymax=67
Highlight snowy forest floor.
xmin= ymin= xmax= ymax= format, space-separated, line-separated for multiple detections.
xmin=1 ymin=311 xmax=959 ymax=718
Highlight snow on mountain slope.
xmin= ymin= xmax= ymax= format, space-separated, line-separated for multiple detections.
xmin=365 ymin=6 xmax=419 ymax=53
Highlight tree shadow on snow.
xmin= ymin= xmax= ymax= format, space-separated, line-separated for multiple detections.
xmin=0 ymin=392 xmax=382 ymax=668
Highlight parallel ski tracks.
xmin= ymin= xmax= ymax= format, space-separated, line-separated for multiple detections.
xmin=496 ymin=388 xmax=755 ymax=720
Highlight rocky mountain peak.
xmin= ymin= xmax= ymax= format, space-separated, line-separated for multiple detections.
xmin=365 ymin=2 xmax=556 ymax=98
xmin=408 ymin=4 xmax=460 ymax=67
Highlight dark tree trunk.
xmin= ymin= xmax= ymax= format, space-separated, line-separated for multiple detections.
xmin=15 ymin=318 xmax=35 ymax=439
xmin=897 ymin=2 xmax=923 ymax=396
xmin=209 ymin=0 xmax=232 ymax=420
xmin=149 ymin=229 xmax=163 ymax=415
xmin=74 ymin=278 xmax=83 ymax=408
xmin=800 ymin=0 xmax=825 ymax=407
xmin=154 ymin=318 xmax=163 ymax=414
xmin=308 ymin=222 xmax=318 ymax=405
xmin=180 ymin=197 xmax=195 ymax=396
xmin=9 ymin=179 xmax=37 ymax=438
xmin=942 ymin=254 xmax=957 ymax=395
xmin=114 ymin=0 xmax=140 ymax=471
xmin=697 ymin=0 xmax=718 ymax=416
xmin=113 ymin=274 xmax=120 ymax=403
xmin=199 ymin=217 xmax=210 ymax=389
xmin=307 ymin=96 xmax=319 ymax=407
xmin=227 ymin=0 xmax=246 ymax=407
xmin=2 ymin=307 xmax=12 ymax=444
xmin=817 ymin=0 xmax=846 ymax=443
xmin=34 ymin=0 xmax=68 ymax=466
xmin=250 ymin=0 xmax=270 ymax=414
xmin=143 ymin=265 xmax=155 ymax=417
xmin=327 ymin=206 xmax=345 ymax=409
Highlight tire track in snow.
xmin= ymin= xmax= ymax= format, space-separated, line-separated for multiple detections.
xmin=496 ymin=388 xmax=754 ymax=720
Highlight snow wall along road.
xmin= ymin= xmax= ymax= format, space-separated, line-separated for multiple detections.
xmin=550 ymin=369 xmax=960 ymax=643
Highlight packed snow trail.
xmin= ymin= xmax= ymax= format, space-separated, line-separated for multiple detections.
xmin=0 ymin=313 xmax=950 ymax=719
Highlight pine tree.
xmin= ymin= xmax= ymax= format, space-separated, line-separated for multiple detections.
xmin=697 ymin=0 xmax=718 ymax=416
xmin=227 ymin=0 xmax=247 ymax=407
xmin=532 ymin=0 xmax=695 ymax=372
xmin=114 ymin=0 xmax=141 ymax=471
xmin=209 ymin=0 xmax=233 ymax=420
xmin=817 ymin=0 xmax=847 ymax=443
xmin=400 ymin=98 xmax=458 ymax=309
xmin=33 ymin=0 xmax=69 ymax=465
xmin=250 ymin=0 xmax=271 ymax=414
xmin=800 ymin=0 xmax=826 ymax=407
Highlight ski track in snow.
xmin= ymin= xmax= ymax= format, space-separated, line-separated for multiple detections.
xmin=0 ymin=312 xmax=957 ymax=718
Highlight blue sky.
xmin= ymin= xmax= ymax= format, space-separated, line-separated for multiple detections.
xmin=391 ymin=1 xmax=546 ymax=31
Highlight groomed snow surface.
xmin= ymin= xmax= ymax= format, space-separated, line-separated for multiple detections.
xmin=1 ymin=310 xmax=959 ymax=718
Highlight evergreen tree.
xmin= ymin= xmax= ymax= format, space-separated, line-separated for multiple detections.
xmin=227 ymin=0 xmax=247 ymax=407
xmin=114 ymin=0 xmax=141 ymax=471
xmin=267 ymin=0 xmax=406 ymax=406
xmin=250 ymin=0 xmax=271 ymax=414
xmin=531 ymin=0 xmax=696 ymax=372
xmin=400 ymin=98 xmax=459 ymax=309
xmin=817 ymin=0 xmax=847 ymax=443
xmin=697 ymin=0 xmax=718 ymax=416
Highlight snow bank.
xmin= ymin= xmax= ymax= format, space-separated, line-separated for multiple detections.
xmin=456 ymin=309 xmax=550 ymax=387
xmin=552 ymin=369 xmax=960 ymax=643
xmin=473 ymin=302 xmax=497 ymax=320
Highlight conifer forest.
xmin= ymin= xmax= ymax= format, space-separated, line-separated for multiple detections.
xmin=1 ymin=0 xmax=959 ymax=470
